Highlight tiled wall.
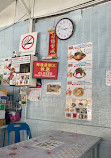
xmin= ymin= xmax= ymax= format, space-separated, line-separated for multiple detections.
xmin=0 ymin=2 xmax=111 ymax=158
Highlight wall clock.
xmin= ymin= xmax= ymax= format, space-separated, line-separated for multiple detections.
xmin=55 ymin=18 xmax=74 ymax=40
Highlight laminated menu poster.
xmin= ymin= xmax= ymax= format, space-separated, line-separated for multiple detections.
xmin=27 ymin=86 xmax=41 ymax=101
xmin=16 ymin=73 xmax=30 ymax=86
xmin=0 ymin=58 xmax=11 ymax=75
xmin=2 ymin=74 xmax=10 ymax=85
xmin=0 ymin=58 xmax=11 ymax=85
xmin=10 ymin=73 xmax=16 ymax=85
xmin=65 ymin=42 xmax=92 ymax=121
xmin=4 ymin=58 xmax=12 ymax=74
xmin=65 ymin=98 xmax=92 ymax=120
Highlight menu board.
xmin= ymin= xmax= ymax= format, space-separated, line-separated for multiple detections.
xmin=65 ymin=42 xmax=92 ymax=121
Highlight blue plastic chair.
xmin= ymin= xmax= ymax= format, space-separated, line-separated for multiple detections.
xmin=7 ymin=122 xmax=32 ymax=144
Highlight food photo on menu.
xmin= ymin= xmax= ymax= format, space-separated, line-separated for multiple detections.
xmin=73 ymin=49 xmax=86 ymax=61
xmin=16 ymin=73 xmax=30 ymax=86
xmin=73 ymin=67 xmax=86 ymax=79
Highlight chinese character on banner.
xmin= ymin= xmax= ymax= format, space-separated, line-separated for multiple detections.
xmin=48 ymin=30 xmax=58 ymax=58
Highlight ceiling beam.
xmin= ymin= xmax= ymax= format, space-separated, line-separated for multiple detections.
xmin=28 ymin=0 xmax=35 ymax=33
xmin=19 ymin=0 xmax=31 ymax=15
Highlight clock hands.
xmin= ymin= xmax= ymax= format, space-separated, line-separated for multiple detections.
xmin=63 ymin=28 xmax=68 ymax=30
xmin=58 ymin=26 xmax=68 ymax=30
xmin=56 ymin=18 xmax=74 ymax=40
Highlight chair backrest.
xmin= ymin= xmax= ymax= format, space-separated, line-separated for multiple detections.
xmin=7 ymin=122 xmax=32 ymax=144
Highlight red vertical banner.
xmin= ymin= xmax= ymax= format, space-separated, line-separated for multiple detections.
xmin=48 ymin=30 xmax=58 ymax=58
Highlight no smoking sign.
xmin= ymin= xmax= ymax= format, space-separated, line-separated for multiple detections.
xmin=19 ymin=32 xmax=37 ymax=56
xmin=22 ymin=35 xmax=34 ymax=50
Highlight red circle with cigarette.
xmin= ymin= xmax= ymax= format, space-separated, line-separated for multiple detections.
xmin=22 ymin=35 xmax=34 ymax=50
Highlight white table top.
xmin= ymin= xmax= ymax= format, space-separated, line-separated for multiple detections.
xmin=0 ymin=130 xmax=102 ymax=158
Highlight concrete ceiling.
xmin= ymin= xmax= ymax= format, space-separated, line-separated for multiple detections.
xmin=0 ymin=0 xmax=15 ymax=12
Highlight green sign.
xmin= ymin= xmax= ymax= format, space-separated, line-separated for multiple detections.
xmin=0 ymin=104 xmax=5 ymax=110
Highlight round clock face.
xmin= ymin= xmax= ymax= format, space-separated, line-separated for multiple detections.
xmin=55 ymin=18 xmax=74 ymax=40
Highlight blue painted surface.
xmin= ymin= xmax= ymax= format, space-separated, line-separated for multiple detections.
xmin=27 ymin=2 xmax=111 ymax=157
xmin=0 ymin=21 xmax=28 ymax=58
xmin=0 ymin=21 xmax=28 ymax=97
xmin=0 ymin=21 xmax=29 ymax=147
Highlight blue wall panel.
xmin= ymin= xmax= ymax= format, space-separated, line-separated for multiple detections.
xmin=27 ymin=2 xmax=111 ymax=128
xmin=0 ymin=21 xmax=28 ymax=59
xmin=26 ymin=3 xmax=111 ymax=157
xmin=0 ymin=21 xmax=29 ymax=147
